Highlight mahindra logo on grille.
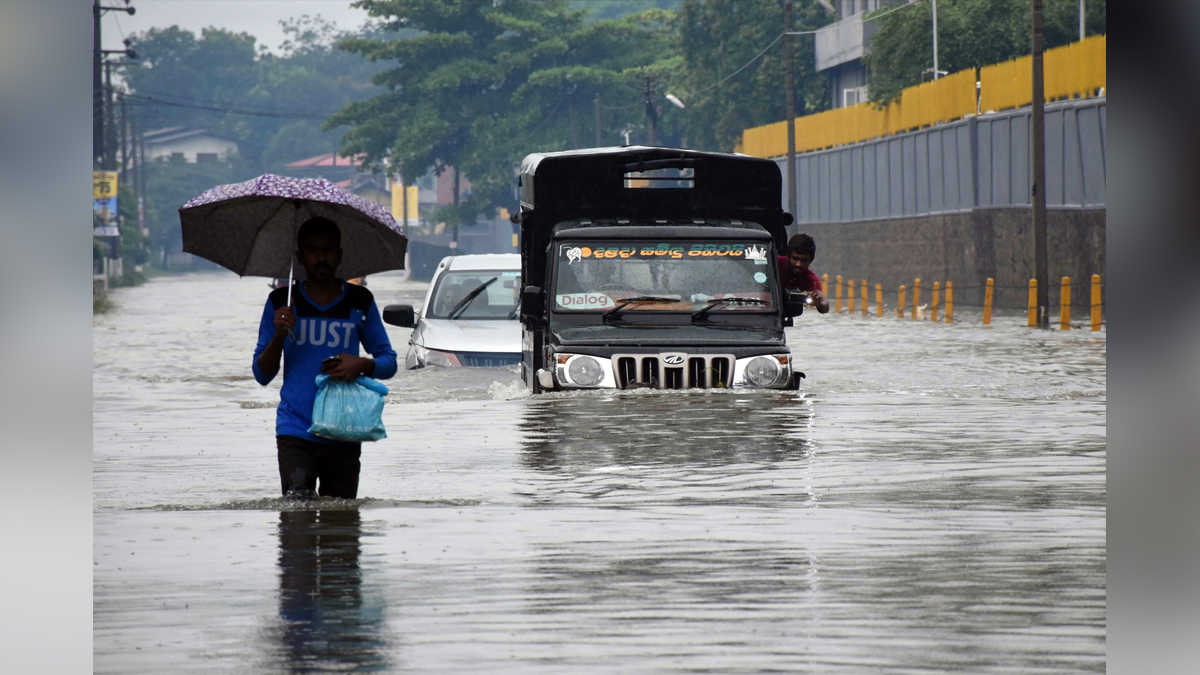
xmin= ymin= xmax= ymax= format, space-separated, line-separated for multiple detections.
xmin=662 ymin=354 xmax=686 ymax=365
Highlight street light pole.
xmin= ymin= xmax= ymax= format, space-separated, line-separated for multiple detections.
xmin=594 ymin=92 xmax=603 ymax=147
xmin=644 ymin=75 xmax=658 ymax=146
xmin=932 ymin=0 xmax=940 ymax=80
xmin=1032 ymin=0 xmax=1049 ymax=327
xmin=1079 ymin=0 xmax=1085 ymax=41
xmin=784 ymin=1 xmax=797 ymax=229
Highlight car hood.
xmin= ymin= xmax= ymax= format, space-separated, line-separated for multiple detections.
xmin=417 ymin=319 xmax=522 ymax=353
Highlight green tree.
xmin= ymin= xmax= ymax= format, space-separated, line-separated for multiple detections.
xmin=673 ymin=0 xmax=831 ymax=152
xmin=865 ymin=0 xmax=1106 ymax=105
xmin=329 ymin=0 xmax=677 ymax=226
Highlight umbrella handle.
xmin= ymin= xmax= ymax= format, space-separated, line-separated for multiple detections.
xmin=285 ymin=257 xmax=297 ymax=342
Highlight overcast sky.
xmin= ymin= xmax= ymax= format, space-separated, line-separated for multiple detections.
xmin=101 ymin=0 xmax=371 ymax=53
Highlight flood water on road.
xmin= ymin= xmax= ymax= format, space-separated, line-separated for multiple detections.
xmin=93 ymin=271 xmax=1105 ymax=673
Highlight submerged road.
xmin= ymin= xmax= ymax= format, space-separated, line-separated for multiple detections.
xmin=93 ymin=271 xmax=1106 ymax=673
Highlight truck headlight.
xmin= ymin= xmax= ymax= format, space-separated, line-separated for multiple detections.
xmin=744 ymin=356 xmax=781 ymax=387
xmin=567 ymin=355 xmax=604 ymax=386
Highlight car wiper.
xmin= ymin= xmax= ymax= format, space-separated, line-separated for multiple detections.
xmin=447 ymin=277 xmax=497 ymax=319
xmin=691 ymin=297 xmax=770 ymax=321
xmin=601 ymin=295 xmax=679 ymax=322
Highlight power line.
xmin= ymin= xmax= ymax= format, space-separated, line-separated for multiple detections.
xmin=122 ymin=92 xmax=334 ymax=120
xmin=783 ymin=0 xmax=922 ymax=37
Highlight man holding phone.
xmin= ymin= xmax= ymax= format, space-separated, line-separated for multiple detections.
xmin=253 ymin=217 xmax=398 ymax=499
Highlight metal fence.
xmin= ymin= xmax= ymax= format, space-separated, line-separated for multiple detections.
xmin=781 ymin=96 xmax=1106 ymax=225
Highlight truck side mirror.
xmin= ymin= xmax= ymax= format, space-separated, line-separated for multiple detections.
xmin=784 ymin=290 xmax=807 ymax=318
xmin=382 ymin=304 xmax=416 ymax=328
xmin=521 ymin=286 xmax=544 ymax=318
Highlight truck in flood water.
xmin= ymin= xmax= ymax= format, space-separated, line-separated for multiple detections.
xmin=515 ymin=147 xmax=806 ymax=394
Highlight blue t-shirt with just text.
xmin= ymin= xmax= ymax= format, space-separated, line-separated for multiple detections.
xmin=252 ymin=282 xmax=397 ymax=442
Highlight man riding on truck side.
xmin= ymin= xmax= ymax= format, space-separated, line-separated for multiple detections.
xmin=777 ymin=233 xmax=829 ymax=314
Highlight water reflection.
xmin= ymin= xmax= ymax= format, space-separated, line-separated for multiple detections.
xmin=520 ymin=392 xmax=817 ymax=471
xmin=275 ymin=508 xmax=388 ymax=672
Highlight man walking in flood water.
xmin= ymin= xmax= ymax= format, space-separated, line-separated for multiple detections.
xmin=253 ymin=217 xmax=398 ymax=499
xmin=777 ymin=233 xmax=829 ymax=314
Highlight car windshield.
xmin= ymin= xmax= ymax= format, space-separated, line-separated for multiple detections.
xmin=552 ymin=241 xmax=776 ymax=312
xmin=427 ymin=270 xmax=521 ymax=320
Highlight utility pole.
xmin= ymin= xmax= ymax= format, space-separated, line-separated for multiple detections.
xmin=451 ymin=167 xmax=460 ymax=251
xmin=93 ymin=0 xmax=103 ymax=166
xmin=1079 ymin=0 xmax=1085 ymax=41
xmin=784 ymin=1 xmax=797 ymax=230
xmin=932 ymin=0 xmax=940 ymax=80
xmin=594 ymin=92 xmax=603 ymax=147
xmin=643 ymin=75 xmax=658 ymax=146
xmin=1032 ymin=0 xmax=1049 ymax=327
xmin=93 ymin=1 xmax=136 ymax=166
xmin=119 ymin=94 xmax=128 ymax=174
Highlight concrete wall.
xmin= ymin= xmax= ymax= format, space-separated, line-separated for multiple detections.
xmin=801 ymin=208 xmax=1105 ymax=309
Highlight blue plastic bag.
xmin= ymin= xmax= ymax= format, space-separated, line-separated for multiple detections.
xmin=308 ymin=374 xmax=389 ymax=442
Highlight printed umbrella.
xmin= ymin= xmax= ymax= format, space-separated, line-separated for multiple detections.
xmin=179 ymin=174 xmax=407 ymax=304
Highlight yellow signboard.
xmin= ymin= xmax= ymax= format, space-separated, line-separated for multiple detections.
xmin=93 ymin=171 xmax=118 ymax=198
xmin=93 ymin=171 xmax=120 ymax=236
xmin=391 ymin=184 xmax=420 ymax=224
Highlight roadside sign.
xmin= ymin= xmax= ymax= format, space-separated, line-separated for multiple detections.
xmin=93 ymin=171 xmax=120 ymax=237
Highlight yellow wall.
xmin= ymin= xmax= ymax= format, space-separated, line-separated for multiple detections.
xmin=980 ymin=34 xmax=1105 ymax=112
xmin=741 ymin=35 xmax=1106 ymax=159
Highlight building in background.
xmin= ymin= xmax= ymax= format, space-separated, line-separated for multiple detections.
xmin=143 ymin=127 xmax=240 ymax=163
xmin=816 ymin=1 xmax=893 ymax=109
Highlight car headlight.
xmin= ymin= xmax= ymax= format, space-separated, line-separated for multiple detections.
xmin=567 ymin=355 xmax=604 ymax=386
xmin=419 ymin=346 xmax=461 ymax=367
xmin=744 ymin=356 xmax=781 ymax=387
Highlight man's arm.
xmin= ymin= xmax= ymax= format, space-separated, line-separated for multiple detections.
xmin=809 ymin=272 xmax=830 ymax=313
xmin=252 ymin=300 xmax=294 ymax=384
xmin=811 ymin=289 xmax=830 ymax=314
xmin=360 ymin=301 xmax=398 ymax=379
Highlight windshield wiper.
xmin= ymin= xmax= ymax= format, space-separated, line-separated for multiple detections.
xmin=691 ymin=297 xmax=770 ymax=321
xmin=601 ymin=295 xmax=679 ymax=322
xmin=447 ymin=277 xmax=497 ymax=319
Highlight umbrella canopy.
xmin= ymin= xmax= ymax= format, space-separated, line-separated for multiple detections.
xmin=179 ymin=174 xmax=407 ymax=280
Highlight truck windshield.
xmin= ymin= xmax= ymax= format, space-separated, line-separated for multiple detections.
xmin=552 ymin=241 xmax=776 ymax=312
xmin=427 ymin=270 xmax=521 ymax=320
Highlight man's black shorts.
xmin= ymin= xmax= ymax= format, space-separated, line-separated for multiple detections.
xmin=277 ymin=435 xmax=362 ymax=499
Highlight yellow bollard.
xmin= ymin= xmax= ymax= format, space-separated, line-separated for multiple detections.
xmin=983 ymin=278 xmax=994 ymax=325
xmin=944 ymin=281 xmax=953 ymax=323
xmin=1060 ymin=276 xmax=1071 ymax=330
xmin=848 ymin=279 xmax=856 ymax=314
xmin=898 ymin=285 xmax=906 ymax=317
xmin=875 ymin=283 xmax=883 ymax=318
xmin=835 ymin=275 xmax=843 ymax=313
xmin=1027 ymin=279 xmax=1038 ymax=327
xmin=861 ymin=279 xmax=868 ymax=317
xmin=1091 ymin=274 xmax=1101 ymax=331
xmin=931 ymin=282 xmax=940 ymax=322
xmin=822 ymin=273 xmax=829 ymax=299
xmin=912 ymin=278 xmax=921 ymax=320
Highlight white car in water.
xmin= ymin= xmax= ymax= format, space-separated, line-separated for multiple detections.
xmin=383 ymin=253 xmax=522 ymax=369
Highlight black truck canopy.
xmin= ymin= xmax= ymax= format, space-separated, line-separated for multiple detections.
xmin=518 ymin=146 xmax=789 ymax=289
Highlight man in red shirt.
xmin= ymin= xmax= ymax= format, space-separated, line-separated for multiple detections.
xmin=777 ymin=233 xmax=829 ymax=314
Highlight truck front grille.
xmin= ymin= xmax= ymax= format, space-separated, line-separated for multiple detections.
xmin=612 ymin=354 xmax=734 ymax=389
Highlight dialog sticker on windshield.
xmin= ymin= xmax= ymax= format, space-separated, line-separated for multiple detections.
xmin=754 ymin=272 xmax=768 ymax=284
xmin=560 ymin=242 xmax=763 ymax=261
xmin=556 ymin=293 xmax=614 ymax=309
